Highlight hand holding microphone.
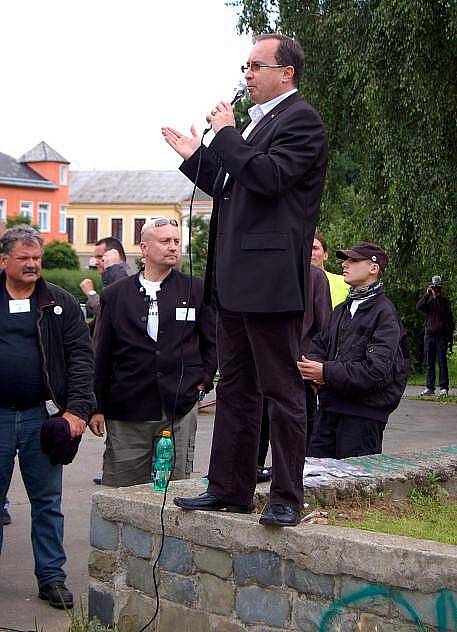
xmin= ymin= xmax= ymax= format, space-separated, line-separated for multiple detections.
xmin=162 ymin=82 xmax=247 ymax=157
xmin=205 ymin=82 xmax=248 ymax=133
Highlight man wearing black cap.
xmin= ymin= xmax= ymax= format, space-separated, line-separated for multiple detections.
xmin=416 ymin=275 xmax=454 ymax=398
xmin=298 ymin=242 xmax=409 ymax=458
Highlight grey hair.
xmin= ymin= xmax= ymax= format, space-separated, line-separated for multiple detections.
xmin=0 ymin=225 xmax=44 ymax=256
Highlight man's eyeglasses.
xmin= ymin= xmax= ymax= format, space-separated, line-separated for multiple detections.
xmin=149 ymin=218 xmax=178 ymax=228
xmin=241 ymin=61 xmax=287 ymax=73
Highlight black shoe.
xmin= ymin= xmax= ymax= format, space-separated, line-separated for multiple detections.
xmin=174 ymin=491 xmax=253 ymax=513
xmin=39 ymin=582 xmax=73 ymax=609
xmin=1 ymin=509 xmax=11 ymax=526
xmin=256 ymin=466 xmax=272 ymax=483
xmin=93 ymin=476 xmax=102 ymax=485
xmin=259 ymin=504 xmax=300 ymax=527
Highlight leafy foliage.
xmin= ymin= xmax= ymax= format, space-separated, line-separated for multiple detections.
xmin=42 ymin=239 xmax=80 ymax=270
xmin=41 ymin=268 xmax=102 ymax=302
xmin=184 ymin=215 xmax=210 ymax=278
xmin=230 ymin=0 xmax=457 ymax=365
xmin=6 ymin=212 xmax=40 ymax=231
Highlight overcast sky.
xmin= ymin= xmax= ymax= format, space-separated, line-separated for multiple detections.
xmin=2 ymin=0 xmax=253 ymax=171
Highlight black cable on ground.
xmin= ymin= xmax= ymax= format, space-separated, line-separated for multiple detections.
xmin=137 ymin=130 xmax=209 ymax=632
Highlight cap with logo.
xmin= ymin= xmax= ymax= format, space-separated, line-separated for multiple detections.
xmin=336 ymin=242 xmax=388 ymax=272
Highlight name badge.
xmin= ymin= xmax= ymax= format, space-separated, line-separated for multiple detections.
xmin=176 ymin=307 xmax=196 ymax=321
xmin=9 ymin=299 xmax=31 ymax=314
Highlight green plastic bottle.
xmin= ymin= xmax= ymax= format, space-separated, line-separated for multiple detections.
xmin=153 ymin=430 xmax=174 ymax=492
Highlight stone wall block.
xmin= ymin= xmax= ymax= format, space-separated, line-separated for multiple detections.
xmin=88 ymin=549 xmax=118 ymax=583
xmin=234 ymin=550 xmax=282 ymax=587
xmin=210 ymin=616 xmax=248 ymax=632
xmin=293 ymin=594 xmax=332 ymax=631
xmin=198 ymin=573 xmax=235 ymax=615
xmin=340 ymin=576 xmax=390 ymax=617
xmin=392 ymin=588 xmax=457 ymax=629
xmin=285 ymin=561 xmax=334 ymax=599
xmin=88 ymin=583 xmax=114 ymax=627
xmin=159 ymin=570 xmax=196 ymax=607
xmin=159 ymin=599 xmax=211 ymax=631
xmin=90 ymin=505 xmax=119 ymax=550
xmin=158 ymin=536 xmax=192 ymax=574
xmin=126 ymin=556 xmax=158 ymax=597
xmin=118 ymin=589 xmax=158 ymax=631
xmin=122 ymin=524 xmax=153 ymax=558
xmin=236 ymin=586 xmax=290 ymax=627
xmin=194 ymin=546 xmax=233 ymax=578
xmin=358 ymin=613 xmax=423 ymax=631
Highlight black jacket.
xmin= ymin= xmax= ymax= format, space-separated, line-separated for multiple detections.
xmin=308 ymin=291 xmax=409 ymax=422
xmin=416 ymin=293 xmax=455 ymax=343
xmin=0 ymin=271 xmax=95 ymax=421
xmin=95 ymin=270 xmax=217 ymax=421
xmin=181 ymin=92 xmax=328 ymax=312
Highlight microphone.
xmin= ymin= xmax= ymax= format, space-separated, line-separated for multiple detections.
xmin=230 ymin=81 xmax=248 ymax=106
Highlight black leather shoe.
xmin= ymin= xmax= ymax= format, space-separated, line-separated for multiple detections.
xmin=1 ymin=509 xmax=11 ymax=526
xmin=93 ymin=475 xmax=102 ymax=485
xmin=174 ymin=492 xmax=253 ymax=513
xmin=259 ymin=504 xmax=300 ymax=527
xmin=39 ymin=582 xmax=73 ymax=609
xmin=256 ymin=466 xmax=272 ymax=483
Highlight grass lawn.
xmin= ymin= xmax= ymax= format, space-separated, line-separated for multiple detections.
xmin=328 ymin=489 xmax=457 ymax=545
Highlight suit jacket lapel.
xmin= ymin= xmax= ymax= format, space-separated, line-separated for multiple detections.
xmin=223 ymin=93 xmax=303 ymax=190
xmin=245 ymin=92 xmax=302 ymax=143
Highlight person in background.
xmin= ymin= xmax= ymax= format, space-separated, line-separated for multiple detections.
xmin=416 ymin=275 xmax=454 ymax=397
xmin=90 ymin=218 xmax=217 ymax=485
xmin=0 ymin=225 xmax=94 ymax=609
xmin=80 ymin=236 xmax=129 ymax=349
xmin=311 ymin=234 xmax=348 ymax=307
xmin=299 ymin=242 xmax=409 ymax=459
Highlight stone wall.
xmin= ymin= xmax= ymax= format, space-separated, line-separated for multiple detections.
xmin=89 ymin=473 xmax=457 ymax=631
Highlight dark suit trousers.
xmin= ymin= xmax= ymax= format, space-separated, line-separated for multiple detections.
xmin=207 ymin=307 xmax=307 ymax=510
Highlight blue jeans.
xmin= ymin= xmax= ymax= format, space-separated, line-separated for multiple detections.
xmin=424 ymin=334 xmax=449 ymax=391
xmin=0 ymin=404 xmax=66 ymax=586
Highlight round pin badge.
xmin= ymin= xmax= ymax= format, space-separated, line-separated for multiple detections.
xmin=54 ymin=306 xmax=63 ymax=315
xmin=371 ymin=256 xmax=377 ymax=261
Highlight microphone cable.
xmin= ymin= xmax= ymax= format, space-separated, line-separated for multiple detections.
xmin=138 ymin=83 xmax=246 ymax=631
xmin=137 ymin=125 xmax=211 ymax=632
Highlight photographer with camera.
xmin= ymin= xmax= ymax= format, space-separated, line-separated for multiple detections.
xmin=416 ymin=275 xmax=455 ymax=397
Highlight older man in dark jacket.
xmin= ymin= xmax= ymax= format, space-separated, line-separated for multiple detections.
xmin=91 ymin=218 xmax=217 ymax=486
xmin=298 ymin=242 xmax=409 ymax=459
xmin=0 ymin=225 xmax=94 ymax=609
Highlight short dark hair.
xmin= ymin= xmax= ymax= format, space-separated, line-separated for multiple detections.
xmin=96 ymin=236 xmax=126 ymax=262
xmin=314 ymin=234 xmax=328 ymax=253
xmin=254 ymin=33 xmax=304 ymax=87
xmin=0 ymin=224 xmax=44 ymax=256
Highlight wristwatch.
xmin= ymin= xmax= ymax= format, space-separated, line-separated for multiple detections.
xmin=88 ymin=290 xmax=97 ymax=296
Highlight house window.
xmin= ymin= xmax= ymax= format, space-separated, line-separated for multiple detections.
xmin=67 ymin=217 xmax=74 ymax=244
xmin=86 ymin=218 xmax=98 ymax=244
xmin=134 ymin=218 xmax=146 ymax=245
xmin=0 ymin=199 xmax=6 ymax=224
xmin=20 ymin=201 xmax=33 ymax=221
xmin=111 ymin=218 xmax=123 ymax=242
xmin=59 ymin=205 xmax=67 ymax=233
xmin=38 ymin=203 xmax=51 ymax=232
xmin=60 ymin=165 xmax=68 ymax=185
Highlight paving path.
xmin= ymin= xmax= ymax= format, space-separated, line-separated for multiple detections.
xmin=0 ymin=389 xmax=456 ymax=632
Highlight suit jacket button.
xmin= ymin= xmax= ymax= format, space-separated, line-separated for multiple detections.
xmin=155 ymin=350 xmax=161 ymax=356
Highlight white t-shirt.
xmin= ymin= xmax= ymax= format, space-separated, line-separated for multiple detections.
xmin=139 ymin=274 xmax=162 ymax=341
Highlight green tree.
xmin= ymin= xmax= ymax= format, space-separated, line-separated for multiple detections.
xmin=6 ymin=213 xmax=40 ymax=231
xmin=184 ymin=216 xmax=210 ymax=278
xmin=42 ymin=240 xmax=80 ymax=270
xmin=230 ymin=0 xmax=457 ymax=365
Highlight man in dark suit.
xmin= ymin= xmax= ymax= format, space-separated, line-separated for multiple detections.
xmin=162 ymin=33 xmax=327 ymax=526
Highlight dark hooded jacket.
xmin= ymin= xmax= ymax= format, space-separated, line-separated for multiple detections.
xmin=307 ymin=290 xmax=410 ymax=423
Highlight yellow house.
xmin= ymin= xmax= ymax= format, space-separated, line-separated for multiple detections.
xmin=69 ymin=170 xmax=209 ymax=268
